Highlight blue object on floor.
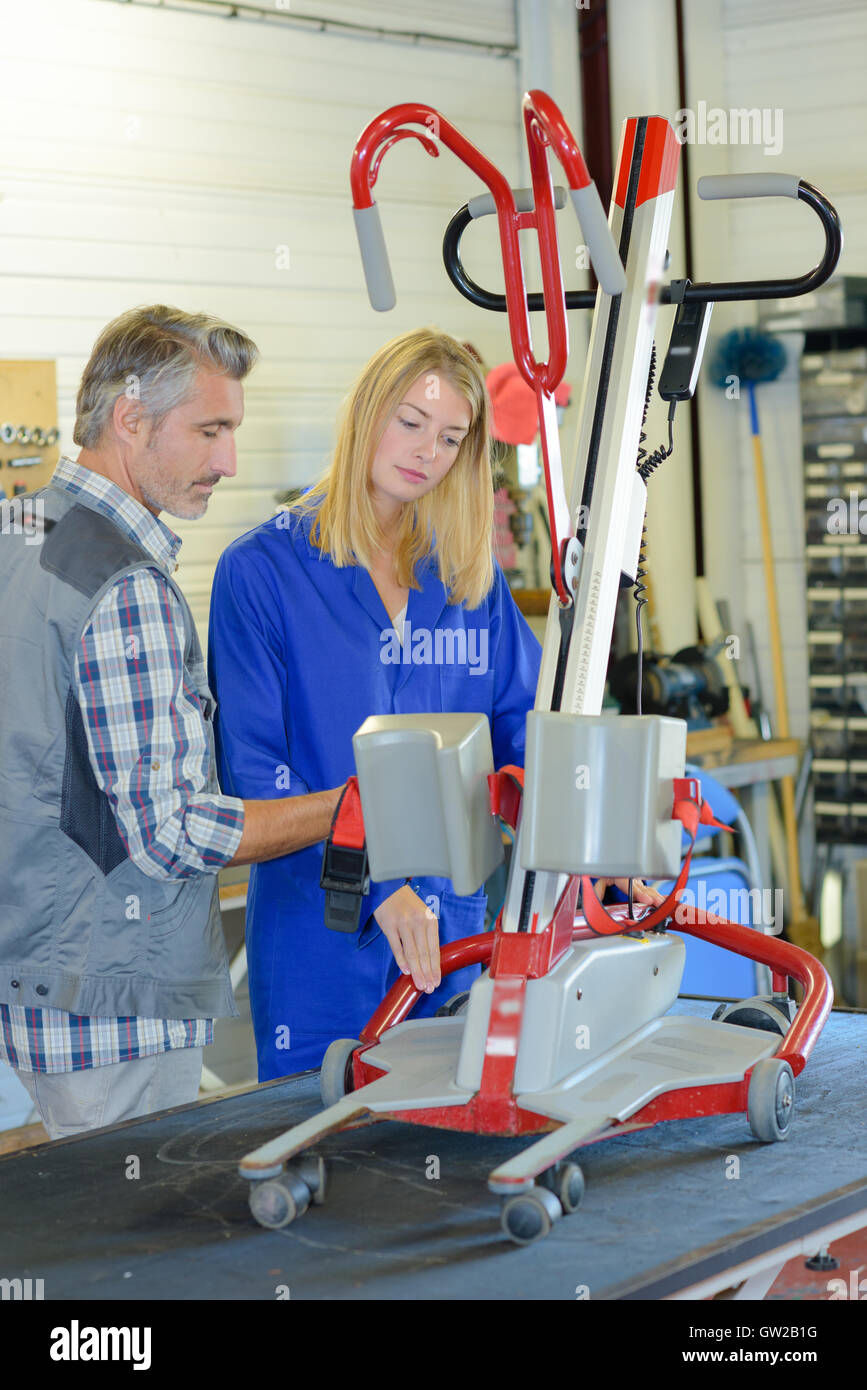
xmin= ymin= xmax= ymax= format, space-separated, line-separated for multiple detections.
xmin=659 ymin=764 xmax=768 ymax=997
xmin=656 ymin=857 xmax=762 ymax=996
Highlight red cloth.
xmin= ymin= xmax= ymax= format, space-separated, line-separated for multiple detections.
xmin=486 ymin=361 xmax=572 ymax=445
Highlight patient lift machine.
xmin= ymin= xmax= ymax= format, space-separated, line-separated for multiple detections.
xmin=239 ymin=94 xmax=838 ymax=1244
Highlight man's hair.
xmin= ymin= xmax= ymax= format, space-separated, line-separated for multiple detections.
xmin=295 ymin=328 xmax=495 ymax=609
xmin=73 ymin=304 xmax=259 ymax=449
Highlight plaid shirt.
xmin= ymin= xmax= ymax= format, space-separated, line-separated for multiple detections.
xmin=0 ymin=457 xmax=245 ymax=1073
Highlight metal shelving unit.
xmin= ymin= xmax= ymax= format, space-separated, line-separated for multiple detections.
xmin=802 ymin=329 xmax=867 ymax=843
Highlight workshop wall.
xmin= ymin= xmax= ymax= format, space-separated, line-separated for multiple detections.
xmin=0 ymin=0 xmax=530 ymax=641
xmin=690 ymin=0 xmax=867 ymax=739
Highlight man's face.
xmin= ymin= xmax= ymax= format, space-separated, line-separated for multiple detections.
xmin=134 ymin=369 xmax=244 ymax=520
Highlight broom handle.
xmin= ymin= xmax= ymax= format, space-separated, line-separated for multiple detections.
xmin=695 ymin=576 xmax=789 ymax=894
xmin=749 ymin=383 xmax=807 ymax=921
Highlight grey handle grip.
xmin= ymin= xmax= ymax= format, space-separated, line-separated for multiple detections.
xmin=698 ymin=173 xmax=801 ymax=201
xmin=467 ymin=185 xmax=567 ymax=219
xmin=569 ymin=182 xmax=626 ymax=296
xmin=353 ymin=203 xmax=396 ymax=312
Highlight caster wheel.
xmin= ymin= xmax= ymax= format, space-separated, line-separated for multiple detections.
xmin=540 ymin=1162 xmax=585 ymax=1214
xmin=714 ymin=997 xmax=792 ymax=1036
xmin=500 ymin=1186 xmax=563 ymax=1246
xmin=288 ymin=1154 xmax=326 ymax=1206
xmin=435 ymin=991 xmax=470 ymax=1017
xmin=320 ymin=1038 xmax=361 ymax=1108
xmin=249 ymin=1172 xmax=311 ymax=1229
xmin=748 ymin=1058 xmax=795 ymax=1142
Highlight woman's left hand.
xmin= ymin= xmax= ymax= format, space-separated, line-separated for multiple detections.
xmin=592 ymin=878 xmax=665 ymax=907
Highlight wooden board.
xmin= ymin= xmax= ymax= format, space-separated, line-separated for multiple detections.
xmin=689 ymin=735 xmax=801 ymax=770
xmin=685 ymin=725 xmax=734 ymax=758
xmin=512 ymin=588 xmax=551 ymax=618
xmin=0 ymin=360 xmax=59 ymax=500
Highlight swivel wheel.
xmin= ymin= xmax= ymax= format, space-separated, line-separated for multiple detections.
xmin=540 ymin=1161 xmax=585 ymax=1214
xmin=435 ymin=991 xmax=470 ymax=1017
xmin=249 ymin=1171 xmax=312 ymax=1230
xmin=320 ymin=1037 xmax=361 ymax=1107
xmin=713 ymin=995 xmax=793 ymax=1037
xmin=747 ymin=1058 xmax=795 ymax=1142
xmin=500 ymin=1185 xmax=563 ymax=1246
xmin=291 ymin=1153 xmax=327 ymax=1206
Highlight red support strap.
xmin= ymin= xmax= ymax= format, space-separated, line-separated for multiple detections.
xmin=580 ymin=779 xmax=733 ymax=936
xmin=487 ymin=766 xmax=524 ymax=830
xmin=331 ymin=776 xmax=365 ymax=848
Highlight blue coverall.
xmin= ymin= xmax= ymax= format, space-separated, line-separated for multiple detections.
xmin=208 ymin=507 xmax=542 ymax=1079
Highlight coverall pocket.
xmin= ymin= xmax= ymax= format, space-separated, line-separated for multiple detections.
xmin=356 ymin=913 xmax=383 ymax=950
xmin=437 ymin=889 xmax=488 ymax=943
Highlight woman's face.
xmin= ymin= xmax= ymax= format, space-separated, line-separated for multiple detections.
xmin=369 ymin=371 xmax=472 ymax=518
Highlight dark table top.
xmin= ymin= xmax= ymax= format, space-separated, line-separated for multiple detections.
xmin=2 ymin=1001 xmax=866 ymax=1301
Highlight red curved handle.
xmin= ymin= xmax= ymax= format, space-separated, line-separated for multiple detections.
xmin=360 ymin=913 xmax=626 ymax=1043
xmin=350 ymin=96 xmax=597 ymax=397
xmin=673 ymin=906 xmax=833 ymax=1075
xmin=521 ymin=91 xmax=592 ymax=390
xmin=360 ymin=906 xmax=833 ymax=1079
xmin=361 ymin=933 xmax=496 ymax=1042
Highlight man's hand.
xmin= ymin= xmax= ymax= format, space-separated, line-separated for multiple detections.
xmin=373 ymin=884 xmax=441 ymax=994
xmin=592 ymin=878 xmax=665 ymax=907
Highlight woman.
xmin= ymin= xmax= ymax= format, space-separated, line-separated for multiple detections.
xmin=209 ymin=329 xmax=655 ymax=1080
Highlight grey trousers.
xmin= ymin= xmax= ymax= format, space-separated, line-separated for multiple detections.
xmin=15 ymin=1046 xmax=204 ymax=1140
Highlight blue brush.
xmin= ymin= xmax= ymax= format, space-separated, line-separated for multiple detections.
xmin=709 ymin=327 xmax=786 ymax=435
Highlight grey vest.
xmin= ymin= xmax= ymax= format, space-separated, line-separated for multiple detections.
xmin=0 ymin=483 xmax=238 ymax=1019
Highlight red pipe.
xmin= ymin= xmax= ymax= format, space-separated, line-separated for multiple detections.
xmin=360 ymin=934 xmax=495 ymax=1043
xmin=351 ymin=103 xmax=537 ymax=386
xmin=674 ymin=906 xmax=833 ymax=1075
xmin=349 ymin=95 xmax=599 ymax=606
xmin=522 ymin=90 xmax=591 ymax=388
xmin=361 ymin=907 xmax=833 ymax=1077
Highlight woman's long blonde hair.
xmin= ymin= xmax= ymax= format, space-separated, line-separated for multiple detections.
xmin=294 ymin=329 xmax=494 ymax=608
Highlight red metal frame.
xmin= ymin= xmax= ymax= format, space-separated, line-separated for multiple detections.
xmin=356 ymin=768 xmax=832 ymax=1137
xmin=673 ymin=906 xmax=832 ymax=1077
xmin=354 ymin=899 xmax=832 ymax=1138
xmin=345 ymin=96 xmax=833 ymax=1151
xmin=350 ymin=92 xmax=602 ymax=604
xmin=613 ymin=116 xmax=681 ymax=211
xmin=351 ymin=98 xmax=565 ymax=395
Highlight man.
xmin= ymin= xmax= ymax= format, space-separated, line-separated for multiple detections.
xmin=0 ymin=305 xmax=345 ymax=1139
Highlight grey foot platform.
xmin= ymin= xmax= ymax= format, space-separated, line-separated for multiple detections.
xmin=1 ymin=1001 xmax=865 ymax=1301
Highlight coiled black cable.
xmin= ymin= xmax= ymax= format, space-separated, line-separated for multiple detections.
xmin=633 ymin=346 xmax=677 ymax=707
xmin=627 ymin=345 xmax=676 ymax=918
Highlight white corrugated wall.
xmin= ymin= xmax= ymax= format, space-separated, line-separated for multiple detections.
xmin=687 ymin=0 xmax=867 ymax=739
xmin=0 ymin=0 xmax=536 ymax=638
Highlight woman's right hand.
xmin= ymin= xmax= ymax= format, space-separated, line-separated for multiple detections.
xmin=373 ymin=884 xmax=441 ymax=994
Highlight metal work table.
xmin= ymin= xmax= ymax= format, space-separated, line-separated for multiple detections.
xmin=1 ymin=1001 xmax=864 ymax=1302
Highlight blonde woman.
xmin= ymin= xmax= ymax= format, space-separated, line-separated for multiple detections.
xmin=208 ymin=329 xmax=653 ymax=1080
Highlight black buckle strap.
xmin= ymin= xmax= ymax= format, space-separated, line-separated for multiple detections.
xmin=320 ymin=779 xmax=370 ymax=933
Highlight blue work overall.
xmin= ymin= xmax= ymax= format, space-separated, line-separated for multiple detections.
xmin=208 ymin=508 xmax=541 ymax=1079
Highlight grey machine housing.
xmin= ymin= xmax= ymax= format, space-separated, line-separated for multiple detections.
xmin=352 ymin=712 xmax=504 ymax=895
xmin=522 ymin=711 xmax=687 ymax=879
xmin=352 ymin=710 xmax=686 ymax=890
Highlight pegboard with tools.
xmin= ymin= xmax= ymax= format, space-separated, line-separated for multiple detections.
xmin=0 ymin=360 xmax=60 ymax=500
